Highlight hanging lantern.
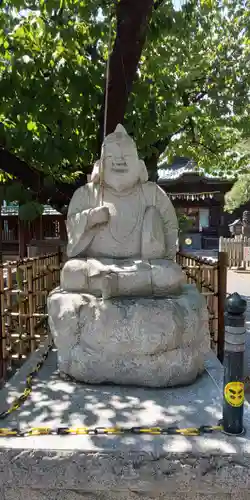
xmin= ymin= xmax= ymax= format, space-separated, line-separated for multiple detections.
xmin=242 ymin=211 xmax=250 ymax=237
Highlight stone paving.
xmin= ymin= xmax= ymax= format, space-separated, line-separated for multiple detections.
xmin=227 ymin=269 xmax=250 ymax=299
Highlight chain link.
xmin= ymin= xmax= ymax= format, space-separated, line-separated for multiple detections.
xmin=0 ymin=343 xmax=53 ymax=420
xmin=0 ymin=343 xmax=224 ymax=438
xmin=183 ymin=268 xmax=217 ymax=294
xmin=0 ymin=424 xmax=223 ymax=438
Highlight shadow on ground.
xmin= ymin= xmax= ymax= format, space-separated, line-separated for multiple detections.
xmin=0 ymin=343 xmax=248 ymax=455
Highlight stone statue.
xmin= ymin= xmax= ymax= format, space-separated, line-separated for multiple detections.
xmin=48 ymin=124 xmax=210 ymax=387
xmin=60 ymin=125 xmax=184 ymax=298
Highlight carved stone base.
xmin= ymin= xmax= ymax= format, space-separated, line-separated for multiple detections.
xmin=47 ymin=284 xmax=210 ymax=388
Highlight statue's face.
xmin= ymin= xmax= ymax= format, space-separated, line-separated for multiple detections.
xmin=102 ymin=141 xmax=140 ymax=192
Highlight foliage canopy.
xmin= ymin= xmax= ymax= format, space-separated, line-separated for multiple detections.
xmin=0 ymin=0 xmax=250 ymax=216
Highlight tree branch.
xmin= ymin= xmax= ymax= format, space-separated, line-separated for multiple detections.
xmin=0 ymin=0 xmax=161 ymax=200
xmin=0 ymin=148 xmax=85 ymax=207
xmin=98 ymin=0 xmax=154 ymax=148
xmin=150 ymin=125 xmax=188 ymax=156
xmin=154 ymin=0 xmax=165 ymax=9
xmin=191 ymin=138 xmax=220 ymax=156
xmin=191 ymin=91 xmax=208 ymax=103
xmin=182 ymin=92 xmax=198 ymax=145
xmin=181 ymin=94 xmax=221 ymax=155
xmin=144 ymin=124 xmax=189 ymax=179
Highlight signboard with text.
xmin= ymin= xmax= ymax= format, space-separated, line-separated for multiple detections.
xmin=244 ymin=246 xmax=250 ymax=261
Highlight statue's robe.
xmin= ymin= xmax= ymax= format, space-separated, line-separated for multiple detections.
xmin=66 ymin=181 xmax=178 ymax=261
xmin=61 ymin=181 xmax=184 ymax=297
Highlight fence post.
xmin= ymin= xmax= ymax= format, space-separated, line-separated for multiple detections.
xmin=0 ymin=272 xmax=3 ymax=384
xmin=0 ymin=209 xmax=3 ymax=384
xmin=223 ymin=292 xmax=247 ymax=435
xmin=57 ymin=246 xmax=62 ymax=286
xmin=217 ymin=251 xmax=228 ymax=363
xmin=57 ymin=245 xmax=61 ymax=262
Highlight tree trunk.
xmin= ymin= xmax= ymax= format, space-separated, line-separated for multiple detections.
xmin=145 ymin=153 xmax=160 ymax=182
xmin=0 ymin=148 xmax=85 ymax=208
xmin=98 ymin=0 xmax=154 ymax=147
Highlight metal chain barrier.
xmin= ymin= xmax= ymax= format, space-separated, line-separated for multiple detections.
xmin=0 ymin=424 xmax=223 ymax=438
xmin=0 ymin=343 xmax=53 ymax=421
xmin=182 ymin=267 xmax=216 ymax=294
xmin=0 ymin=342 xmax=224 ymax=438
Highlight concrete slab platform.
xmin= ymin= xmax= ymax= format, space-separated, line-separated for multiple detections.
xmin=1 ymin=341 xmax=250 ymax=498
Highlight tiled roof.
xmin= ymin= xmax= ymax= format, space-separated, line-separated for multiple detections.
xmin=1 ymin=204 xmax=61 ymax=216
xmin=158 ymin=157 xmax=232 ymax=182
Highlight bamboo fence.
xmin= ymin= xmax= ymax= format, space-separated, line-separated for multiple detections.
xmin=176 ymin=251 xmax=227 ymax=361
xmin=0 ymin=251 xmax=61 ymax=383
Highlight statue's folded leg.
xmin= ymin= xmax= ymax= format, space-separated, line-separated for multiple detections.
xmin=89 ymin=258 xmax=184 ymax=298
xmin=150 ymin=259 xmax=185 ymax=295
xmin=88 ymin=259 xmax=153 ymax=298
xmin=60 ymin=256 xmax=185 ymax=297
xmin=61 ymin=258 xmax=120 ymax=297
xmin=60 ymin=259 xmax=89 ymax=292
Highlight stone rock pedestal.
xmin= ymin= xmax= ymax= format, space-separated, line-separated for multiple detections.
xmin=47 ymin=284 xmax=210 ymax=387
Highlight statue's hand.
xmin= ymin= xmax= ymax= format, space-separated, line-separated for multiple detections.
xmin=88 ymin=206 xmax=110 ymax=228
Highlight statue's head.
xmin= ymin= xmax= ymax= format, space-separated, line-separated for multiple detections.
xmin=91 ymin=124 xmax=148 ymax=192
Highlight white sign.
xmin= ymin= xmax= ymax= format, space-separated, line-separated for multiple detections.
xmin=244 ymin=246 xmax=250 ymax=261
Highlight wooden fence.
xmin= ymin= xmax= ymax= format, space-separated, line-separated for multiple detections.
xmin=219 ymin=236 xmax=250 ymax=270
xmin=176 ymin=251 xmax=227 ymax=361
xmin=0 ymin=252 xmax=61 ymax=384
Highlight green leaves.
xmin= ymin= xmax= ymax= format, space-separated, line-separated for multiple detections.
xmin=5 ymin=182 xmax=31 ymax=205
xmin=19 ymin=201 xmax=44 ymax=221
xmin=0 ymin=0 xmax=249 ymax=209
xmin=178 ymin=214 xmax=193 ymax=233
xmin=0 ymin=182 xmax=45 ymax=221
xmin=0 ymin=0 xmax=104 ymax=180
xmin=130 ymin=0 xmax=250 ymax=176
xmin=27 ymin=121 xmax=37 ymax=131
xmin=225 ymin=176 xmax=250 ymax=213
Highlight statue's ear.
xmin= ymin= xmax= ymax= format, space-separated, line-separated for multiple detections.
xmin=91 ymin=160 xmax=101 ymax=183
xmin=139 ymin=160 xmax=148 ymax=183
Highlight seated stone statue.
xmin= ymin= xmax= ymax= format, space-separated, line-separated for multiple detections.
xmin=48 ymin=124 xmax=210 ymax=388
xmin=60 ymin=124 xmax=184 ymax=298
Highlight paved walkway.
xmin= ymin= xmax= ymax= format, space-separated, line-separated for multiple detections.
xmin=227 ymin=270 xmax=250 ymax=298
